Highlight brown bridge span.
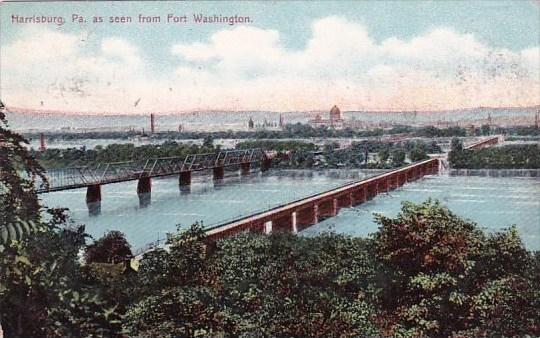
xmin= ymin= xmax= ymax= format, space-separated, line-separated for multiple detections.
xmin=204 ymin=158 xmax=440 ymax=241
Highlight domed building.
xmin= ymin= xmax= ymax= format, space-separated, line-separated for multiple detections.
xmin=308 ymin=105 xmax=345 ymax=128
xmin=330 ymin=105 xmax=343 ymax=121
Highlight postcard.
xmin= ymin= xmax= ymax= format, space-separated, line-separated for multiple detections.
xmin=0 ymin=1 xmax=539 ymax=337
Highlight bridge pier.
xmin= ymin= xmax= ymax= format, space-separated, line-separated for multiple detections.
xmin=271 ymin=213 xmax=294 ymax=233
xmin=137 ymin=176 xmax=152 ymax=194
xmin=351 ymin=187 xmax=366 ymax=205
xmin=398 ymin=173 xmax=405 ymax=186
xmin=367 ymin=183 xmax=377 ymax=200
xmin=138 ymin=192 xmax=151 ymax=208
xmin=406 ymin=169 xmax=413 ymax=182
xmin=260 ymin=158 xmax=272 ymax=172
xmin=295 ymin=205 xmax=318 ymax=231
xmin=86 ymin=184 xmax=102 ymax=216
xmin=431 ymin=160 xmax=439 ymax=174
xmin=389 ymin=174 xmax=398 ymax=190
xmin=179 ymin=171 xmax=192 ymax=186
xmin=250 ymin=221 xmax=266 ymax=234
xmin=318 ymin=198 xmax=338 ymax=219
xmin=137 ymin=177 xmax=152 ymax=208
xmin=240 ymin=162 xmax=251 ymax=175
xmin=377 ymin=178 xmax=388 ymax=193
xmin=337 ymin=193 xmax=352 ymax=208
xmin=213 ymin=166 xmax=225 ymax=180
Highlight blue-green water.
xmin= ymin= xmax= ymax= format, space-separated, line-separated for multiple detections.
xmin=40 ymin=171 xmax=540 ymax=252
xmin=40 ymin=170 xmax=371 ymax=252
xmin=302 ymin=175 xmax=540 ymax=251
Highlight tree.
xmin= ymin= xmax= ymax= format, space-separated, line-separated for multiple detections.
xmin=372 ymin=200 xmax=540 ymax=337
xmin=0 ymin=112 xmax=122 ymax=338
xmin=0 ymin=111 xmax=45 ymax=242
xmin=202 ymin=134 xmax=214 ymax=148
xmin=391 ymin=148 xmax=406 ymax=167
xmin=409 ymin=145 xmax=428 ymax=162
xmin=450 ymin=137 xmax=462 ymax=152
xmin=85 ymin=230 xmax=133 ymax=264
xmin=378 ymin=148 xmax=390 ymax=164
xmin=480 ymin=124 xmax=491 ymax=136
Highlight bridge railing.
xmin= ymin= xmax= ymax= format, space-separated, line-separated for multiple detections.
xmin=37 ymin=148 xmax=269 ymax=192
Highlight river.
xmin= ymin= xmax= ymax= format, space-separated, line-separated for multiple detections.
xmin=40 ymin=170 xmax=540 ymax=252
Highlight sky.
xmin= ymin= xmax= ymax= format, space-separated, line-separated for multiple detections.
xmin=0 ymin=0 xmax=539 ymax=113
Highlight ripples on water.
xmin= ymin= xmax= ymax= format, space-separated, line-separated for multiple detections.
xmin=302 ymin=175 xmax=540 ymax=251
xmin=40 ymin=171 xmax=540 ymax=251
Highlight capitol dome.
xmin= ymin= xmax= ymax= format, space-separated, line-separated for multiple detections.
xmin=330 ymin=105 xmax=342 ymax=120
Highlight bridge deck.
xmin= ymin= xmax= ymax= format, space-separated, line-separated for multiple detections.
xmin=205 ymin=158 xmax=438 ymax=240
xmin=36 ymin=148 xmax=268 ymax=193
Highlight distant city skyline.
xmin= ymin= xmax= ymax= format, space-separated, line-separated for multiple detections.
xmin=1 ymin=1 xmax=539 ymax=113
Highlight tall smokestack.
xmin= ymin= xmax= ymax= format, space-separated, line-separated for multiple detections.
xmin=39 ymin=133 xmax=46 ymax=151
xmin=150 ymin=113 xmax=155 ymax=133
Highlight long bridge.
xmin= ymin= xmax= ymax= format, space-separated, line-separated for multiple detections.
xmin=37 ymin=136 xmax=499 ymax=249
xmin=203 ymin=158 xmax=439 ymax=242
xmin=200 ymin=136 xmax=499 ymax=242
xmin=37 ymin=148 xmax=271 ymax=214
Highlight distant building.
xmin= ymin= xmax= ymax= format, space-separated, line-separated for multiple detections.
xmin=330 ymin=105 xmax=343 ymax=121
xmin=248 ymin=117 xmax=254 ymax=129
xmin=309 ymin=105 xmax=345 ymax=128
xmin=279 ymin=114 xmax=285 ymax=128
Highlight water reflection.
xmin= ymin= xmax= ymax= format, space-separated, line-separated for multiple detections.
xmin=40 ymin=171 xmax=539 ymax=252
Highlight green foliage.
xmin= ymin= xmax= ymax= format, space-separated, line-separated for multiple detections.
xmin=391 ymin=148 xmax=406 ymax=167
xmin=235 ymin=139 xmax=317 ymax=152
xmin=33 ymin=141 xmax=216 ymax=169
xmin=372 ymin=200 xmax=540 ymax=337
xmin=85 ymin=230 xmax=133 ymax=264
xmin=480 ymin=124 xmax=491 ymax=136
xmin=417 ymin=126 xmax=467 ymax=138
xmin=202 ymin=134 xmax=214 ymax=148
xmin=449 ymin=144 xmax=540 ymax=169
xmin=0 ymin=220 xmax=40 ymax=244
xmin=34 ymin=122 xmax=529 ymax=143
xmin=378 ymin=148 xmax=390 ymax=164
xmin=124 ymin=229 xmax=379 ymax=338
xmin=124 ymin=205 xmax=540 ymax=338
xmin=272 ymin=139 xmax=441 ymax=170
xmin=0 ymin=114 xmax=125 ymax=337
xmin=0 ymin=112 xmax=47 ymax=244
xmin=409 ymin=145 xmax=429 ymax=162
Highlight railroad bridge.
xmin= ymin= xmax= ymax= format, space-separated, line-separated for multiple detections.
xmin=200 ymin=136 xmax=500 ymax=242
xmin=203 ymin=158 xmax=439 ymax=242
xmin=37 ymin=136 xmax=499 ymax=248
xmin=36 ymin=148 xmax=271 ymax=215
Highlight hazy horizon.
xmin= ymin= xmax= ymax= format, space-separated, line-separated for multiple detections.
xmin=5 ymin=104 xmax=539 ymax=117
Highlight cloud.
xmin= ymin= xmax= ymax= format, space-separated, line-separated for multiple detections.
xmin=101 ymin=37 xmax=142 ymax=66
xmin=1 ymin=28 xmax=149 ymax=112
xmin=167 ymin=16 xmax=539 ymax=111
xmin=2 ymin=17 xmax=539 ymax=113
